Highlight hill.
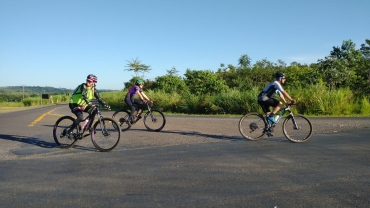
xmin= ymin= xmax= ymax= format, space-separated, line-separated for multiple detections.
xmin=0 ymin=86 xmax=73 ymax=95
xmin=0 ymin=86 xmax=118 ymax=102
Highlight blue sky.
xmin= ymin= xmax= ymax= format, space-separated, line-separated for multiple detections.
xmin=1 ymin=0 xmax=369 ymax=90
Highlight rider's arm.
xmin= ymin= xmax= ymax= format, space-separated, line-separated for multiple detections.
xmin=281 ymin=91 xmax=294 ymax=103
xmin=279 ymin=93 xmax=288 ymax=104
xmin=93 ymin=88 xmax=107 ymax=106
xmin=140 ymin=91 xmax=151 ymax=101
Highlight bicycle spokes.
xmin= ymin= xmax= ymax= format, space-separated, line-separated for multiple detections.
xmin=238 ymin=112 xmax=267 ymax=141
xmin=150 ymin=114 xmax=158 ymax=123
xmin=283 ymin=114 xmax=313 ymax=143
xmin=143 ymin=110 xmax=166 ymax=131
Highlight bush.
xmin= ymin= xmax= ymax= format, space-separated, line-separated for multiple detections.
xmin=83 ymin=86 xmax=370 ymax=116
xmin=22 ymin=99 xmax=32 ymax=106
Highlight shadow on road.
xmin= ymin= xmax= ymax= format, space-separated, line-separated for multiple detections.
xmin=0 ymin=134 xmax=57 ymax=148
xmin=125 ymin=129 xmax=245 ymax=141
xmin=0 ymin=134 xmax=97 ymax=152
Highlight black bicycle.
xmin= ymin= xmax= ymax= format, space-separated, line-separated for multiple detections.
xmin=238 ymin=104 xmax=313 ymax=143
xmin=53 ymin=105 xmax=121 ymax=151
xmin=112 ymin=101 xmax=166 ymax=132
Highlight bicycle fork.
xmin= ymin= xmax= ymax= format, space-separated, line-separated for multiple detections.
xmin=289 ymin=114 xmax=300 ymax=130
xmin=97 ymin=115 xmax=110 ymax=136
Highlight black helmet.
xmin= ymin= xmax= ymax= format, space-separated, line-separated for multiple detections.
xmin=275 ymin=72 xmax=286 ymax=80
xmin=87 ymin=74 xmax=98 ymax=83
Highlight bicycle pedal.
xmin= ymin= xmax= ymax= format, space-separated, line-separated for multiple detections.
xmin=74 ymin=133 xmax=83 ymax=140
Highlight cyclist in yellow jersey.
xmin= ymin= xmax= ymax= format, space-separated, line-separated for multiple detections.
xmin=66 ymin=74 xmax=110 ymax=139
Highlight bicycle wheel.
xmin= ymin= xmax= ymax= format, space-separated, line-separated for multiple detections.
xmin=53 ymin=116 xmax=78 ymax=148
xmin=238 ymin=112 xmax=267 ymax=141
xmin=91 ymin=118 xmax=121 ymax=152
xmin=144 ymin=110 xmax=166 ymax=131
xmin=112 ymin=110 xmax=131 ymax=131
xmin=283 ymin=114 xmax=313 ymax=143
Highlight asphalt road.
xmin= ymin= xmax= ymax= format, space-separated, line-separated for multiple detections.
xmin=0 ymin=104 xmax=369 ymax=207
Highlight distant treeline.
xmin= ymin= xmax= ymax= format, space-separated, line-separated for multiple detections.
xmin=0 ymin=86 xmax=115 ymax=102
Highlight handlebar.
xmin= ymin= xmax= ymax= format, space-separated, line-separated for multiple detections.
xmin=92 ymin=104 xmax=111 ymax=111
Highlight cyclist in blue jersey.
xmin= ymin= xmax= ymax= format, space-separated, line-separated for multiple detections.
xmin=257 ymin=72 xmax=296 ymax=124
xmin=65 ymin=74 xmax=110 ymax=139
xmin=125 ymin=79 xmax=152 ymax=124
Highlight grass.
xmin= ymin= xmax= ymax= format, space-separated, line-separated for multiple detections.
xmin=1 ymin=85 xmax=370 ymax=117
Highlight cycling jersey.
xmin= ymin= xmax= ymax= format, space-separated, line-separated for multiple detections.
xmin=258 ymin=81 xmax=284 ymax=99
xmin=69 ymin=83 xmax=106 ymax=110
xmin=126 ymin=85 xmax=142 ymax=99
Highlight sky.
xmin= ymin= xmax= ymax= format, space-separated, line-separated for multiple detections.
xmin=1 ymin=0 xmax=369 ymax=90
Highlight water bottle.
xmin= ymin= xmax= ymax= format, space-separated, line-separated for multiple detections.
xmin=274 ymin=115 xmax=281 ymax=122
xmin=82 ymin=118 xmax=89 ymax=129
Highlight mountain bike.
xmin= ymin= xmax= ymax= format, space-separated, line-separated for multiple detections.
xmin=238 ymin=104 xmax=313 ymax=143
xmin=53 ymin=105 xmax=121 ymax=151
xmin=112 ymin=101 xmax=166 ymax=132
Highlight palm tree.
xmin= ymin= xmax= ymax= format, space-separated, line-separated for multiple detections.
xmin=125 ymin=58 xmax=151 ymax=78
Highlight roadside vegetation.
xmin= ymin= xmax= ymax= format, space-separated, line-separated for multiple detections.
xmin=1 ymin=39 xmax=370 ymax=116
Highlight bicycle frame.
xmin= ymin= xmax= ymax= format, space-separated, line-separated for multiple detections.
xmin=78 ymin=105 xmax=105 ymax=138
xmin=267 ymin=104 xmax=300 ymax=132
xmin=131 ymin=101 xmax=153 ymax=123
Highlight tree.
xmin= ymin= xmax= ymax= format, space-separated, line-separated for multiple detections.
xmin=166 ymin=66 xmax=180 ymax=76
xmin=153 ymin=75 xmax=188 ymax=93
xmin=238 ymin=54 xmax=252 ymax=68
xmin=355 ymin=39 xmax=370 ymax=95
xmin=184 ymin=69 xmax=229 ymax=95
xmin=317 ymin=40 xmax=367 ymax=91
xmin=124 ymin=58 xmax=151 ymax=78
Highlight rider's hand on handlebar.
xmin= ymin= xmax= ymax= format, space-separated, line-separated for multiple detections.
xmin=290 ymin=99 xmax=296 ymax=105
xmin=104 ymin=104 xmax=111 ymax=110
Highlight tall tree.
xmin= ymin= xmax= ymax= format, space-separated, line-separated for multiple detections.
xmin=166 ymin=66 xmax=179 ymax=76
xmin=317 ymin=40 xmax=361 ymax=90
xmin=124 ymin=58 xmax=151 ymax=78
xmin=238 ymin=54 xmax=252 ymax=68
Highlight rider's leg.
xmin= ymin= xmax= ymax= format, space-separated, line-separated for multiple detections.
xmin=125 ymin=97 xmax=136 ymax=120
xmin=258 ymin=100 xmax=270 ymax=116
xmin=271 ymin=101 xmax=283 ymax=116
xmin=133 ymin=99 xmax=144 ymax=118
xmin=72 ymin=110 xmax=84 ymax=129
xmin=69 ymin=104 xmax=84 ymax=131
xmin=262 ymin=99 xmax=280 ymax=124
xmin=266 ymin=99 xmax=281 ymax=117
xmin=258 ymin=100 xmax=273 ymax=136
xmin=67 ymin=105 xmax=84 ymax=139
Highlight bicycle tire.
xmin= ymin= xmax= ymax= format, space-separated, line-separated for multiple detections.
xmin=53 ymin=116 xmax=78 ymax=148
xmin=112 ymin=110 xmax=131 ymax=131
xmin=238 ymin=112 xmax=267 ymax=141
xmin=144 ymin=109 xmax=166 ymax=131
xmin=91 ymin=118 xmax=121 ymax=152
xmin=282 ymin=114 xmax=313 ymax=143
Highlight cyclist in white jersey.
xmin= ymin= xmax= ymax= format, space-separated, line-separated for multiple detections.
xmin=257 ymin=72 xmax=296 ymax=124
